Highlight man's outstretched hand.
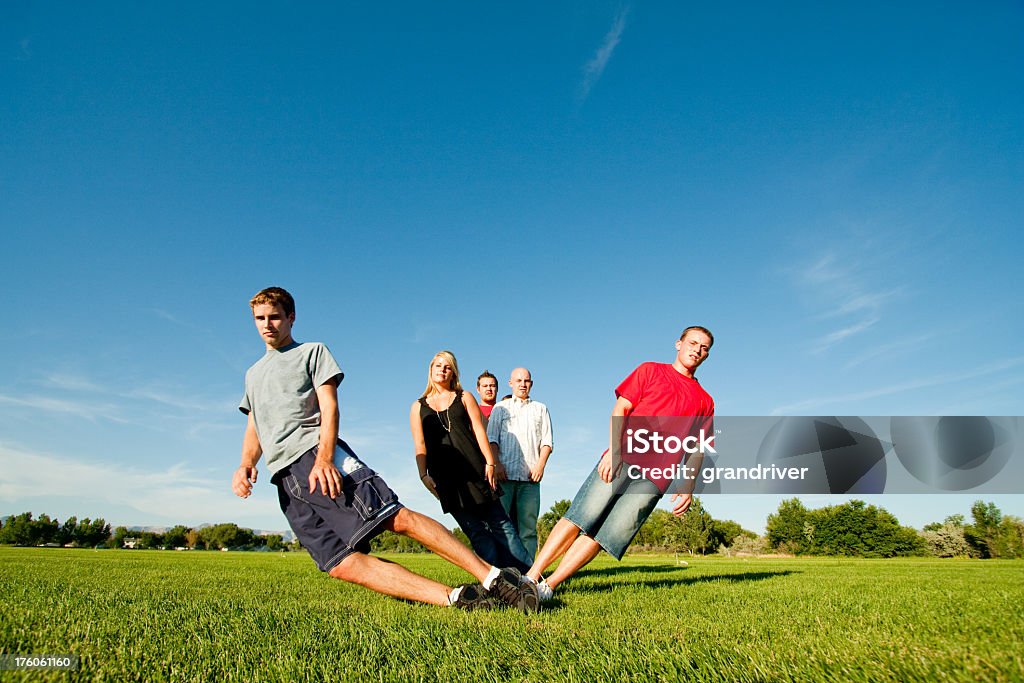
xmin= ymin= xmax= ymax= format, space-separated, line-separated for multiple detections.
xmin=232 ymin=465 xmax=258 ymax=498
xmin=670 ymin=493 xmax=693 ymax=516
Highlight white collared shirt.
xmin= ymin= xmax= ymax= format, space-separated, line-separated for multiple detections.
xmin=486 ymin=397 xmax=554 ymax=481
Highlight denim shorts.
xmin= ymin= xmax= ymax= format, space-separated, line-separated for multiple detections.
xmin=563 ymin=461 xmax=663 ymax=560
xmin=273 ymin=441 xmax=402 ymax=572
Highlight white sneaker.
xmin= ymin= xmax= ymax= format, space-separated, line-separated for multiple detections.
xmin=537 ymin=579 xmax=554 ymax=602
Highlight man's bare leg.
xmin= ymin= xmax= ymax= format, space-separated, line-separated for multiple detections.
xmin=526 ymin=517 xmax=581 ymax=582
xmin=388 ymin=508 xmax=491 ymax=582
xmin=544 ymin=534 xmax=602 ymax=590
xmin=329 ymin=552 xmax=451 ymax=605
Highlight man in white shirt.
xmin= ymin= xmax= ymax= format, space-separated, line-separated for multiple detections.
xmin=487 ymin=367 xmax=553 ymax=559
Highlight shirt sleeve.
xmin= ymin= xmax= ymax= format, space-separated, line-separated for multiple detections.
xmin=486 ymin=404 xmax=505 ymax=444
xmin=239 ymin=373 xmax=252 ymax=415
xmin=310 ymin=343 xmax=344 ymax=388
xmin=539 ymin=404 xmax=553 ymax=450
xmin=614 ymin=363 xmax=648 ymax=408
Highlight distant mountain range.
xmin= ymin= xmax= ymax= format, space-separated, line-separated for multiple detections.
xmin=123 ymin=523 xmax=295 ymax=542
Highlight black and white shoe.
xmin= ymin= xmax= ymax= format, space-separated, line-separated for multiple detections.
xmin=486 ymin=568 xmax=540 ymax=613
xmin=451 ymin=583 xmax=497 ymax=611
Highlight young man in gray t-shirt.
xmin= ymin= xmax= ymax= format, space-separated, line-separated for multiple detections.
xmin=233 ymin=287 xmax=538 ymax=611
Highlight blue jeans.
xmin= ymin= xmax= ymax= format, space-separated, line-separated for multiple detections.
xmin=450 ymin=501 xmax=532 ymax=572
xmin=498 ymin=480 xmax=541 ymax=560
xmin=563 ymin=463 xmax=662 ymax=560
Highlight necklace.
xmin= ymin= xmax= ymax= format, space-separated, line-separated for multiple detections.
xmin=431 ymin=391 xmax=454 ymax=432
xmin=435 ymin=406 xmax=452 ymax=432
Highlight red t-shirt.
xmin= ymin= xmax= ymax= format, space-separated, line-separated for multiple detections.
xmin=616 ymin=362 xmax=715 ymax=418
xmin=479 ymin=404 xmax=494 ymax=418
xmin=615 ymin=362 xmax=715 ymax=491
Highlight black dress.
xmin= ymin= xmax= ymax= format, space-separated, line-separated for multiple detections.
xmin=419 ymin=390 xmax=500 ymax=514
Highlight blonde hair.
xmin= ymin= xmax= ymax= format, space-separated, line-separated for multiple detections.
xmin=420 ymin=350 xmax=464 ymax=398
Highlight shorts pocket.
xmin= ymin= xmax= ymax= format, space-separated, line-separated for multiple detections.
xmin=345 ymin=469 xmax=396 ymax=521
xmin=286 ymin=472 xmax=336 ymax=509
xmin=286 ymin=475 xmax=305 ymax=501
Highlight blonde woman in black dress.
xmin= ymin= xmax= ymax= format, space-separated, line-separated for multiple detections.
xmin=410 ymin=351 xmax=532 ymax=571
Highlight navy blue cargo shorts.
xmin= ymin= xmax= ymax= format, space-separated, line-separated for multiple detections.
xmin=272 ymin=440 xmax=403 ymax=572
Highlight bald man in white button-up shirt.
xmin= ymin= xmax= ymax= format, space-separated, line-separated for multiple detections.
xmin=487 ymin=367 xmax=553 ymax=559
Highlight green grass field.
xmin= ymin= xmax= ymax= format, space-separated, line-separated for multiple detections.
xmin=2 ymin=548 xmax=1022 ymax=682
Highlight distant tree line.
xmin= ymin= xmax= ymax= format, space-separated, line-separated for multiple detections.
xmin=766 ymin=498 xmax=1024 ymax=559
xmin=0 ymin=513 xmax=111 ymax=547
xmin=368 ymin=531 xmax=428 ymax=553
xmin=920 ymin=502 xmax=1024 ymax=559
xmin=537 ymin=498 xmax=756 ymax=556
xmin=109 ymin=523 xmax=297 ymax=552
xmin=0 ymin=514 xmax=298 ymax=551
xmin=4 ymin=499 xmax=1022 ymax=559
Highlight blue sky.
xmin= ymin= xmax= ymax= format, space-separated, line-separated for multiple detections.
xmin=2 ymin=2 xmax=1022 ymax=535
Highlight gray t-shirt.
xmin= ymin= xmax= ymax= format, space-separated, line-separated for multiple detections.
xmin=239 ymin=341 xmax=344 ymax=475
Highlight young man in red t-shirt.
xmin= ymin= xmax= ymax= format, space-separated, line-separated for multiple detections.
xmin=524 ymin=327 xmax=715 ymax=601
xmin=476 ymin=371 xmax=499 ymax=424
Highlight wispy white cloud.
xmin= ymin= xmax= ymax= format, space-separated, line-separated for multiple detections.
xmin=842 ymin=332 xmax=937 ymax=371
xmin=930 ymin=374 xmax=1024 ymax=416
xmin=794 ymin=249 xmax=903 ymax=353
xmin=812 ymin=317 xmax=880 ymax=352
xmin=150 ymin=308 xmax=250 ymax=373
xmin=3 ymin=373 xmax=237 ymax=432
xmin=801 ymin=252 xmax=843 ymax=286
xmin=0 ymin=443 xmax=278 ymax=527
xmin=42 ymin=373 xmax=106 ymax=393
xmin=127 ymin=388 xmax=236 ymax=414
xmin=771 ymin=355 xmax=1024 ymax=415
xmin=829 ymin=290 xmax=902 ymax=317
xmin=0 ymin=393 xmax=129 ymax=423
xmin=151 ymin=308 xmax=190 ymax=327
xmin=578 ymin=7 xmax=629 ymax=102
